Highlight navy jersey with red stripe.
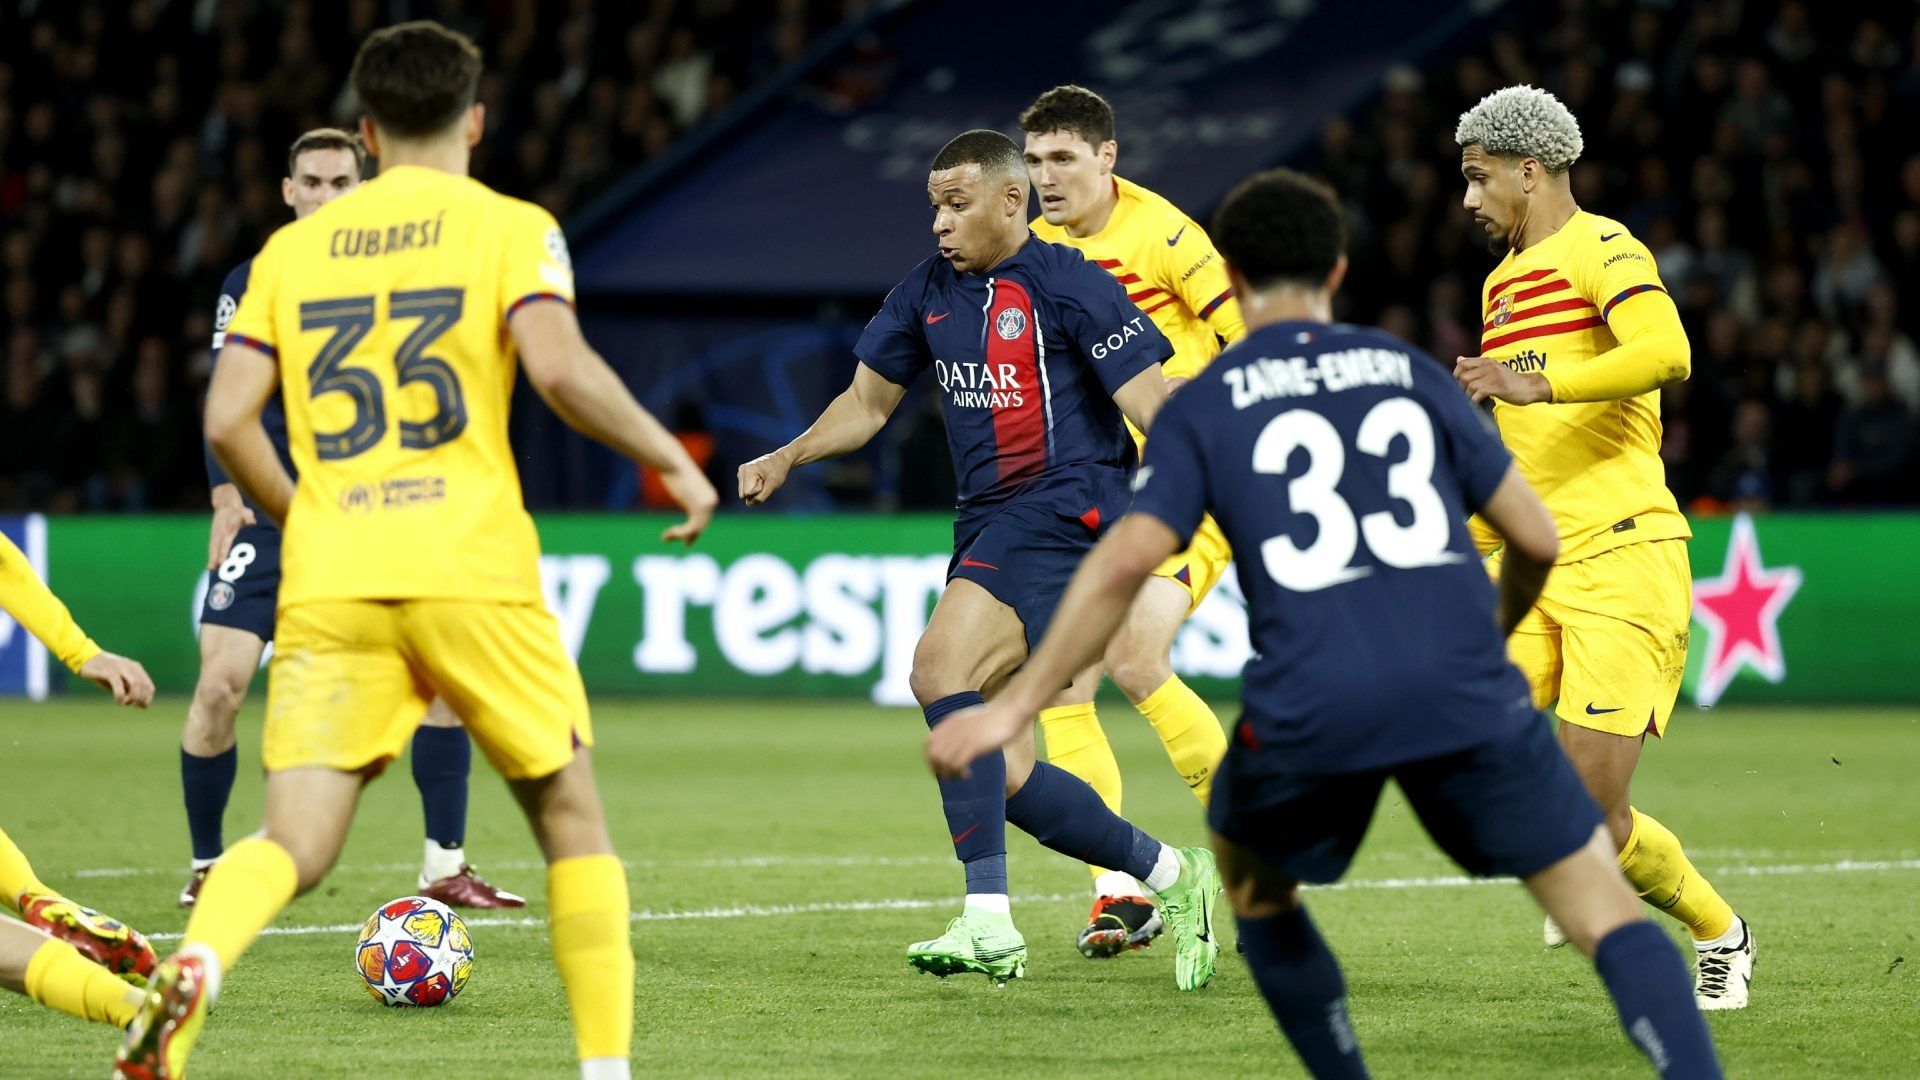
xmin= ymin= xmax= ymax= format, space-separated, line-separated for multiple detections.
xmin=855 ymin=236 xmax=1172 ymax=509
xmin=206 ymin=257 xmax=297 ymax=521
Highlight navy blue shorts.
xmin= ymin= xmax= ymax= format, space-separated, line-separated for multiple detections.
xmin=948 ymin=496 xmax=1109 ymax=652
xmin=199 ymin=525 xmax=281 ymax=643
xmin=1208 ymin=715 xmax=1602 ymax=884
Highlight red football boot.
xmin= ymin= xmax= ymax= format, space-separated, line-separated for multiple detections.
xmin=419 ymin=865 xmax=526 ymax=909
xmin=19 ymin=892 xmax=158 ymax=984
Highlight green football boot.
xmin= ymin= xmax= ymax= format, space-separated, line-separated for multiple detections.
xmin=1157 ymin=846 xmax=1222 ymax=990
xmin=906 ymin=908 xmax=1027 ymax=985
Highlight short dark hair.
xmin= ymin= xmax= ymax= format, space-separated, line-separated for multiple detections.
xmin=286 ymin=128 xmax=364 ymax=179
xmin=349 ymin=21 xmax=483 ymax=138
xmin=1211 ymin=168 xmax=1347 ymax=290
xmin=1018 ymin=85 xmax=1114 ymax=149
xmin=931 ymin=129 xmax=1025 ymax=180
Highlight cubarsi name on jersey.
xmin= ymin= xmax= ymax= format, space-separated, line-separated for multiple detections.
xmin=1225 ymin=347 xmax=1414 ymax=409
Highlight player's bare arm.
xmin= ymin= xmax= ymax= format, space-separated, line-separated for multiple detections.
xmin=1110 ymin=365 xmax=1169 ymax=433
xmin=737 ymin=363 xmax=907 ymax=507
xmin=927 ymin=513 xmax=1181 ymax=778
xmin=1475 ymin=466 xmax=1559 ymax=635
xmin=206 ymin=482 xmax=257 ymax=570
xmin=512 ymin=299 xmax=717 ymax=545
xmin=78 ymin=653 xmax=156 ymax=709
xmin=204 ymin=343 xmax=295 ymax=526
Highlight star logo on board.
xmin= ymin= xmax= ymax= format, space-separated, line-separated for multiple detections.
xmin=1692 ymin=514 xmax=1801 ymax=707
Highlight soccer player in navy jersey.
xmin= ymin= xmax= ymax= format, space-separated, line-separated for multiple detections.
xmin=738 ymin=129 xmax=1223 ymax=989
xmin=929 ymin=169 xmax=1722 ymax=1077
xmin=180 ymin=128 xmax=522 ymax=912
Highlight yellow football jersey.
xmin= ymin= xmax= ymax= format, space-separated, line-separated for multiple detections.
xmin=1471 ymin=209 xmax=1690 ymax=564
xmin=223 ymin=165 xmax=575 ymax=606
xmin=1031 ymin=176 xmax=1244 ymax=386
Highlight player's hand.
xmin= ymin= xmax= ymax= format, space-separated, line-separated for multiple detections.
xmin=1454 ymin=356 xmax=1551 ymax=405
xmin=737 ymin=451 xmax=793 ymax=508
xmin=79 ymin=652 xmax=155 ymax=708
xmin=926 ymin=703 xmax=1026 ymax=780
xmin=207 ymin=489 xmax=257 ymax=570
xmin=658 ymin=464 xmax=718 ymax=546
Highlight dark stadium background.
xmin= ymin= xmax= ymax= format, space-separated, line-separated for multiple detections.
xmin=0 ymin=0 xmax=1914 ymax=516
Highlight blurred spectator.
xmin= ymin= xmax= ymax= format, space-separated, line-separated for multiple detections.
xmin=1829 ymin=365 xmax=1917 ymax=504
xmin=1705 ymin=399 xmax=1776 ymax=512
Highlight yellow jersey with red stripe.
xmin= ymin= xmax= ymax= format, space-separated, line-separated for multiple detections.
xmin=223 ymin=165 xmax=575 ymax=607
xmin=1030 ymin=175 xmax=1244 ymax=386
xmin=1471 ymin=210 xmax=1690 ymax=564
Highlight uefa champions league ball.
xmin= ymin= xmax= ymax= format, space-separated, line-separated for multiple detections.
xmin=355 ymin=895 xmax=474 ymax=1007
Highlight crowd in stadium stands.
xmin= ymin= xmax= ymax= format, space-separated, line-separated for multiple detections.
xmin=1 ymin=1 xmax=1915 ymax=515
xmin=0 ymin=0 xmax=861 ymax=512
xmin=1320 ymin=0 xmax=1920 ymax=509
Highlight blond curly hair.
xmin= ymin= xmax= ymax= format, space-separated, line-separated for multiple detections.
xmin=1455 ymin=85 xmax=1584 ymax=174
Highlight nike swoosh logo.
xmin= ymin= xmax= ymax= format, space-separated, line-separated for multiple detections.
xmin=960 ymin=557 xmax=998 ymax=571
xmin=926 ymin=311 xmax=950 ymax=324
xmin=950 ymin=823 xmax=979 ymax=844
xmin=1166 ymin=225 xmax=1187 ymax=247
xmin=1600 ymin=232 xmax=1621 ymax=242
xmin=1585 ymin=703 xmax=1625 ymax=715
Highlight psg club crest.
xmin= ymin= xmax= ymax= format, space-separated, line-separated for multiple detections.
xmin=995 ymin=307 xmax=1027 ymax=340
xmin=208 ymin=582 xmax=235 ymax=611
xmin=1491 ymin=293 xmax=1515 ymax=327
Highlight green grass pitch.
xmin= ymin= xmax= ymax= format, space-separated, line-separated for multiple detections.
xmin=2 ymin=697 xmax=1914 ymax=1077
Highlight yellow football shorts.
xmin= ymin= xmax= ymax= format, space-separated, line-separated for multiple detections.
xmin=1491 ymin=538 xmax=1692 ymax=738
xmin=1152 ymin=513 xmax=1233 ymax=613
xmin=265 ymin=599 xmax=591 ymax=779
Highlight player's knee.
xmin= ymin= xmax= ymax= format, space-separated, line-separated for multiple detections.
xmin=907 ymin=650 xmax=966 ymax=707
xmin=266 ymin=832 xmax=344 ymax=895
xmin=1103 ymin=638 xmax=1171 ymax=702
xmin=1223 ymin=869 xmax=1300 ymax=919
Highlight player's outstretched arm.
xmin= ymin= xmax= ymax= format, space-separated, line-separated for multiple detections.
xmin=78 ymin=652 xmax=155 ymax=709
xmin=927 ymin=514 xmax=1181 ymax=778
xmin=1477 ymin=466 xmax=1559 ymax=635
xmin=513 ymin=300 xmax=718 ymax=545
xmin=1110 ymin=366 xmax=1170 ymax=434
xmin=737 ymin=363 xmax=907 ymax=507
xmin=204 ymin=344 xmax=295 ymax=526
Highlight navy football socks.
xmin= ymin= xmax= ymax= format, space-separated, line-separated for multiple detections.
xmin=180 ymin=746 xmax=238 ymax=863
xmin=1238 ymin=905 xmax=1369 ymax=1079
xmin=922 ymin=691 xmax=1008 ymax=894
xmin=411 ymin=725 xmax=473 ymax=850
xmin=1002 ymin=760 xmax=1162 ymax=882
xmin=1595 ymin=921 xmax=1725 ymax=1078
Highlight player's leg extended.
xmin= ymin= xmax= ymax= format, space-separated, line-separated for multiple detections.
xmin=1524 ymin=829 xmax=1724 ymax=1078
xmin=1003 ymin=695 xmax=1221 ymax=990
xmin=508 ymin=751 xmax=632 ymax=1079
xmin=1 ymin=916 xmax=146 ymax=1028
xmin=178 ymin=624 xmax=266 ymax=907
xmin=0 ymin=826 xmax=157 ymax=981
xmin=413 ymin=700 xmax=523 ymax=908
xmin=905 ymin=578 xmax=1028 ymax=982
xmin=1214 ymin=833 xmax=1367 ymax=1079
xmin=1106 ymin=522 xmax=1230 ymax=805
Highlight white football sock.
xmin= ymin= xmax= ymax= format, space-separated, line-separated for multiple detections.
xmin=179 ymin=942 xmax=224 ymax=1005
xmin=580 ymin=1058 xmax=631 ymax=1080
xmin=1695 ymin=915 xmax=1746 ymax=951
xmin=964 ymin=893 xmax=1011 ymax=914
xmin=421 ymin=840 xmax=465 ymax=884
xmin=1094 ymin=870 xmax=1147 ymax=898
xmin=1143 ymin=845 xmax=1182 ymax=893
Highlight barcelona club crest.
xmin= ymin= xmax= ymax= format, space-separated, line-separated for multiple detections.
xmin=995 ymin=307 xmax=1027 ymax=340
xmin=1491 ymin=293 xmax=1515 ymax=327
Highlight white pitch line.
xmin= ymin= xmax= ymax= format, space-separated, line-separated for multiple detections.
xmin=143 ymin=858 xmax=1920 ymax=943
xmin=74 ymin=854 xmax=952 ymax=880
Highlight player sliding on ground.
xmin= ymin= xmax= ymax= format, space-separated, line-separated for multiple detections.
xmin=116 ymin=21 xmax=717 ymax=1080
xmin=738 ymin=128 xmax=1222 ymax=989
xmin=184 ymin=127 xmax=521 ymax=913
xmin=1452 ymin=85 xmax=1753 ymax=1008
xmin=0 ymin=530 xmax=158 ymax=1029
xmin=1019 ymin=85 xmax=1245 ymax=956
xmin=928 ymin=168 xmax=1725 ymax=1079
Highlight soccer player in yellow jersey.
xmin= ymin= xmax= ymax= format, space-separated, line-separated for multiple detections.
xmin=1019 ymin=85 xmax=1244 ymax=955
xmin=117 ymin=22 xmax=718 ymax=1080
xmin=0 ymin=530 xmax=158 ymax=1030
xmin=1451 ymin=85 xmax=1753 ymax=1010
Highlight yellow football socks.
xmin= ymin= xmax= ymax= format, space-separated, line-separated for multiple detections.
xmin=24 ymin=935 xmax=143 ymax=1028
xmin=1617 ymin=807 xmax=1736 ymax=941
xmin=1038 ymin=704 xmax=1123 ymax=881
xmin=549 ymin=854 xmax=633 ymax=1062
xmin=1137 ymin=676 xmax=1227 ymax=806
xmin=183 ymin=837 xmax=298 ymax=971
xmin=0 ymin=826 xmax=52 ymax=909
